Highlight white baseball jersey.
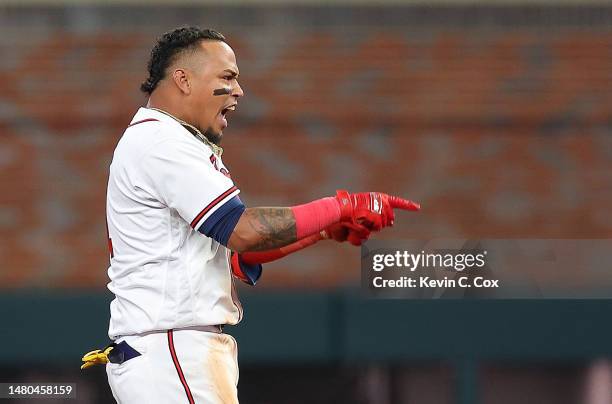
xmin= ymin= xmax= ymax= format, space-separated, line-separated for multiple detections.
xmin=106 ymin=107 xmax=243 ymax=339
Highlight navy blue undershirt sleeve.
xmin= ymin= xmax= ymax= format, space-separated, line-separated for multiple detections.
xmin=235 ymin=256 xmax=262 ymax=286
xmin=198 ymin=195 xmax=245 ymax=246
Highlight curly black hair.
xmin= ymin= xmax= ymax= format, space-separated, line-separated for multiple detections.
xmin=140 ymin=26 xmax=226 ymax=95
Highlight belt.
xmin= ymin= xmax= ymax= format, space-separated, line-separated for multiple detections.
xmin=111 ymin=325 xmax=223 ymax=364
xmin=178 ymin=324 xmax=224 ymax=334
xmin=132 ymin=324 xmax=224 ymax=338
xmin=81 ymin=325 xmax=224 ymax=369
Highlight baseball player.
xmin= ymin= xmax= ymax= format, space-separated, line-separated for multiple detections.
xmin=81 ymin=26 xmax=419 ymax=404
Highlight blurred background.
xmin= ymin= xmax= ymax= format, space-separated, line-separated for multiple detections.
xmin=1 ymin=0 xmax=611 ymax=403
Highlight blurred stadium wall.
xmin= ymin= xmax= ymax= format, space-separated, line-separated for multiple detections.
xmin=1 ymin=1 xmax=611 ymax=404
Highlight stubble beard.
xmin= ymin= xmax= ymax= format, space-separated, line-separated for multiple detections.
xmin=203 ymin=127 xmax=222 ymax=146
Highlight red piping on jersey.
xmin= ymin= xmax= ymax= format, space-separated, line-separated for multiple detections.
xmin=190 ymin=185 xmax=238 ymax=228
xmin=167 ymin=330 xmax=195 ymax=404
xmin=127 ymin=118 xmax=159 ymax=127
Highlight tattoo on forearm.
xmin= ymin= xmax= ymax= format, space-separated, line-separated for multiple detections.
xmin=242 ymin=207 xmax=297 ymax=251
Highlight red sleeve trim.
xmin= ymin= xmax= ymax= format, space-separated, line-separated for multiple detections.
xmin=127 ymin=118 xmax=159 ymax=128
xmin=190 ymin=185 xmax=238 ymax=228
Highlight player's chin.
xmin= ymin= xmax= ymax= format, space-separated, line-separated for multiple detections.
xmin=218 ymin=120 xmax=227 ymax=133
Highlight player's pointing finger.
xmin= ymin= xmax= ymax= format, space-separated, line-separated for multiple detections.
xmin=388 ymin=196 xmax=420 ymax=211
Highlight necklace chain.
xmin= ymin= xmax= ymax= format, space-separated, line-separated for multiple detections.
xmin=149 ymin=107 xmax=223 ymax=156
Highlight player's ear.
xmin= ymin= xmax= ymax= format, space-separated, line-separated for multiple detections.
xmin=172 ymin=68 xmax=191 ymax=95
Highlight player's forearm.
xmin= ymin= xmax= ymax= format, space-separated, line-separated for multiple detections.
xmin=228 ymin=197 xmax=343 ymax=253
xmin=239 ymin=232 xmax=324 ymax=264
xmin=228 ymin=207 xmax=297 ymax=253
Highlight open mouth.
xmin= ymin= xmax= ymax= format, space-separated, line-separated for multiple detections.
xmin=219 ymin=104 xmax=237 ymax=129
xmin=221 ymin=104 xmax=237 ymax=117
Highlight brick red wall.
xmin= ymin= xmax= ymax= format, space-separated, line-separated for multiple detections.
xmin=1 ymin=7 xmax=611 ymax=288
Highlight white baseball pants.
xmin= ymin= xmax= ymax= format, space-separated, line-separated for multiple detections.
xmin=106 ymin=328 xmax=239 ymax=404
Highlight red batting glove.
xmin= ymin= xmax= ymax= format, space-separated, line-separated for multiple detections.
xmin=335 ymin=190 xmax=420 ymax=231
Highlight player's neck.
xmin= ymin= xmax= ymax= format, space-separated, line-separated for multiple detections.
xmin=145 ymin=96 xmax=223 ymax=156
xmin=146 ymin=95 xmax=194 ymax=127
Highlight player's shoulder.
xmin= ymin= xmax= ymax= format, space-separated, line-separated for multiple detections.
xmin=122 ymin=107 xmax=184 ymax=141
xmin=114 ymin=108 xmax=196 ymax=161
